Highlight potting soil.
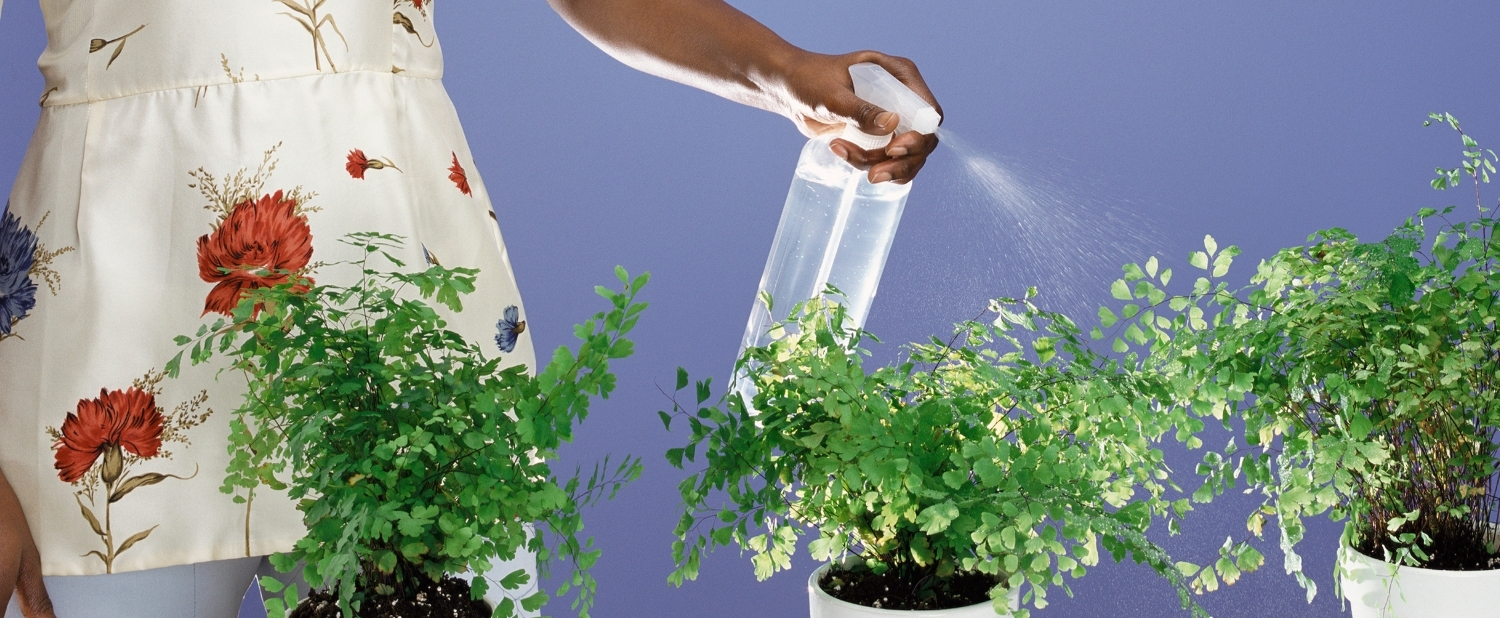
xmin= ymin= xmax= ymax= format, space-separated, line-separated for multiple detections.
xmin=288 ymin=575 xmax=491 ymax=618
xmin=819 ymin=565 xmax=1000 ymax=611
xmin=1353 ymin=524 xmax=1500 ymax=572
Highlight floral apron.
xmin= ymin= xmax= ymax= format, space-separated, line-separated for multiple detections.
xmin=0 ymin=0 xmax=536 ymax=576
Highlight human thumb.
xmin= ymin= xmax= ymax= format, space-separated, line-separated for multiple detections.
xmin=827 ymin=86 xmax=898 ymax=139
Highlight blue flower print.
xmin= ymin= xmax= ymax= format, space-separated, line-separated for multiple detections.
xmin=494 ymin=305 xmax=526 ymax=353
xmin=0 ymin=209 xmax=39 ymax=336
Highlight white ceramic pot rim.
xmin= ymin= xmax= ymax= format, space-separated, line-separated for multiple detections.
xmin=807 ymin=562 xmax=1010 ymax=616
xmin=1342 ymin=541 xmax=1500 ymax=578
xmin=1338 ymin=534 xmax=1500 ymax=618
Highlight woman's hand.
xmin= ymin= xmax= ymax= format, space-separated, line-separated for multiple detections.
xmin=1 ymin=470 xmax=55 ymax=618
xmin=549 ymin=0 xmax=942 ymax=184
xmin=774 ymin=50 xmax=942 ymax=184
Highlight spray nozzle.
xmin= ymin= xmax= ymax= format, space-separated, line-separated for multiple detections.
xmin=840 ymin=63 xmax=942 ymax=150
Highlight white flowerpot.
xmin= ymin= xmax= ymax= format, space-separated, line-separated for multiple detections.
xmin=807 ymin=563 xmax=1020 ymax=618
xmin=1339 ymin=542 xmax=1500 ymax=618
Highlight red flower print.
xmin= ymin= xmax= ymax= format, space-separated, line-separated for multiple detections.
xmin=346 ymin=149 xmax=369 ymax=179
xmin=196 ymin=191 xmax=315 ymax=316
xmin=414 ymin=0 xmax=424 ymax=10
xmin=346 ymin=149 xmax=400 ymax=180
xmin=449 ymin=152 xmax=472 ymax=196
xmin=54 ymin=388 xmax=163 ymax=484
xmin=46 ymin=371 xmax=210 ymax=573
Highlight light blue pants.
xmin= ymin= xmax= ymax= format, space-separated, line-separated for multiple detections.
xmin=5 ymin=556 xmax=266 ymax=618
xmin=5 ymin=552 xmax=539 ymax=618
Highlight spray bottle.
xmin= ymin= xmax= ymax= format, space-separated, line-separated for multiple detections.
xmin=738 ymin=63 xmax=941 ymax=360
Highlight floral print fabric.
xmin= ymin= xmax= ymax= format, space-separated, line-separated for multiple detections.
xmin=0 ymin=0 xmax=535 ymax=577
xmin=0 ymin=211 xmax=38 ymax=333
xmin=196 ymin=190 xmax=316 ymax=317
xmin=0 ymin=210 xmax=70 ymax=341
xmin=30 ymin=0 xmax=446 ymax=109
xmin=48 ymin=372 xmax=212 ymax=573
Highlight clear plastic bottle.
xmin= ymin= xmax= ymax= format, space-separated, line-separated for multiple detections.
xmin=739 ymin=64 xmax=941 ymax=356
xmin=739 ymin=134 xmax=911 ymax=352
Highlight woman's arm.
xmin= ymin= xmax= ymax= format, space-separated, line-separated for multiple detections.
xmin=548 ymin=0 xmax=941 ymax=183
xmin=0 ymin=470 xmax=54 ymax=618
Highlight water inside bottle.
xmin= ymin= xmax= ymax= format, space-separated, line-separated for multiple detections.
xmin=741 ymin=135 xmax=911 ymax=352
xmin=825 ymin=180 xmax=908 ymax=328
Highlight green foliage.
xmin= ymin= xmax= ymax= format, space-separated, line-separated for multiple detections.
xmin=657 ymin=114 xmax=1500 ymax=613
xmin=1135 ymin=115 xmax=1500 ymax=600
xmin=170 ymin=233 xmax=646 ymax=617
xmin=663 ymin=292 xmax=1212 ymax=617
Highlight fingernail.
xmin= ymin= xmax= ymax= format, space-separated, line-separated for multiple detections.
xmin=874 ymin=112 xmax=896 ymax=129
xmin=887 ymin=146 xmax=908 ymax=157
xmin=872 ymin=172 xmax=893 ymax=183
xmin=830 ymin=144 xmax=849 ymax=159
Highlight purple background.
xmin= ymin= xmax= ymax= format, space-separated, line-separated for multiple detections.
xmin=5 ymin=2 xmax=1500 ymax=616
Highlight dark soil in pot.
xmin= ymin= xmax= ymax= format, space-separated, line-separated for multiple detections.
xmin=289 ymin=575 xmax=491 ymax=618
xmin=820 ymin=564 xmax=1002 ymax=611
xmin=1353 ymin=522 xmax=1500 ymax=571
